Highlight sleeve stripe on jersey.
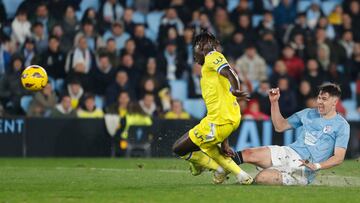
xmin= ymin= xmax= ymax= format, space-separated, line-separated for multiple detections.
xmin=217 ymin=63 xmax=229 ymax=73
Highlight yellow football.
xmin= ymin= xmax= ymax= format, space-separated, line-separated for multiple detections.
xmin=21 ymin=65 xmax=48 ymax=91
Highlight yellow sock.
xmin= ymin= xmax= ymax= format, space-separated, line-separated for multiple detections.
xmin=201 ymin=146 xmax=241 ymax=175
xmin=181 ymin=151 xmax=220 ymax=171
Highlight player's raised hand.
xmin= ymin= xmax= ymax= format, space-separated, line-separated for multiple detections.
xmin=268 ymin=88 xmax=280 ymax=103
xmin=231 ymin=89 xmax=250 ymax=101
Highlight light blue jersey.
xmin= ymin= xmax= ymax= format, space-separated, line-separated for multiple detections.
xmin=287 ymin=108 xmax=350 ymax=183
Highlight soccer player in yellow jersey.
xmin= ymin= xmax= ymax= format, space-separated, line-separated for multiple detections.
xmin=172 ymin=31 xmax=253 ymax=184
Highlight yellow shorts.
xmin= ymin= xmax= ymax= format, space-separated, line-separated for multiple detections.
xmin=189 ymin=117 xmax=240 ymax=149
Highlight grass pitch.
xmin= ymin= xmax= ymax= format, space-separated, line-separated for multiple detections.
xmin=0 ymin=158 xmax=359 ymax=203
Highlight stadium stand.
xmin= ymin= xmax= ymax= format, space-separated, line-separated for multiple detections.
xmin=0 ymin=0 xmax=358 ymax=122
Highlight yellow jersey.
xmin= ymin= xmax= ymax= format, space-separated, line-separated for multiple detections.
xmin=201 ymin=51 xmax=241 ymax=125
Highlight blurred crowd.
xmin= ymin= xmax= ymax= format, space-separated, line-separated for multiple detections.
xmin=0 ymin=0 xmax=359 ymax=121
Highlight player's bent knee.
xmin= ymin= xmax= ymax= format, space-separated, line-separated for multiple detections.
xmin=255 ymin=169 xmax=283 ymax=185
xmin=242 ymin=149 xmax=255 ymax=163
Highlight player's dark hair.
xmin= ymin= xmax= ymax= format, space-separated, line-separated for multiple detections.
xmin=318 ymin=83 xmax=341 ymax=98
xmin=193 ymin=31 xmax=219 ymax=65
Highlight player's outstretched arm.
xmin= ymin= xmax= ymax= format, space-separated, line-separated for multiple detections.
xmin=269 ymin=88 xmax=291 ymax=132
xmin=219 ymin=66 xmax=249 ymax=101
xmin=300 ymin=147 xmax=346 ymax=171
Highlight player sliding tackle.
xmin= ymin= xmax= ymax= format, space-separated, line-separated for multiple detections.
xmin=231 ymin=83 xmax=350 ymax=185
xmin=172 ymin=31 xmax=253 ymax=184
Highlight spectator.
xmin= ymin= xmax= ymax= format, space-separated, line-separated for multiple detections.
xmin=306 ymin=1 xmax=323 ymax=30
xmin=133 ymin=24 xmax=156 ymax=59
xmin=282 ymin=45 xmax=304 ymax=82
xmin=50 ymin=93 xmax=76 ymax=118
xmin=106 ymin=91 xmax=130 ymax=118
xmin=235 ymin=14 xmax=256 ymax=43
xmin=181 ymin=27 xmax=195 ymax=68
xmin=103 ymin=22 xmax=131 ymax=51
xmin=61 ymin=5 xmax=80 ymax=49
xmin=30 ymin=3 xmax=56 ymax=37
xmin=283 ymin=12 xmax=311 ymax=44
xmin=93 ymin=54 xmax=117 ymax=95
xmin=199 ymin=0 xmax=217 ymax=23
xmin=77 ymin=94 xmax=104 ymax=118
xmin=196 ymin=12 xmax=216 ymax=35
xmin=102 ymin=0 xmax=124 ymax=26
xmin=65 ymin=35 xmax=96 ymax=91
xmin=31 ymin=22 xmax=48 ymax=54
xmin=28 ymin=83 xmax=57 ymax=117
xmin=138 ymin=77 xmax=160 ymax=100
xmin=188 ymin=63 xmax=202 ymax=99
xmin=51 ymin=24 xmax=72 ymax=53
xmin=0 ymin=40 xmax=11 ymax=76
xmin=76 ymin=20 xmax=103 ymax=52
xmin=120 ymin=38 xmax=136 ymax=57
xmin=230 ymin=0 xmax=252 ymax=23
xmin=289 ymin=33 xmax=306 ymax=59
xmin=214 ymin=7 xmax=235 ymax=43
xmin=20 ymin=38 xmax=37 ymax=68
xmin=316 ymin=43 xmax=331 ymax=71
xmin=347 ymin=43 xmax=360 ymax=81
xmin=251 ymin=80 xmax=271 ymax=116
xmin=347 ymin=0 xmax=360 ymax=41
xmin=317 ymin=16 xmax=336 ymax=40
xmin=243 ymin=99 xmax=270 ymax=120
xmin=302 ymin=59 xmax=328 ymax=95
xmin=338 ymin=30 xmax=355 ymax=60
xmin=336 ymin=13 xmax=353 ymax=40
xmin=122 ymin=8 xmax=136 ymax=36
xmin=119 ymin=53 xmax=141 ymax=87
xmin=328 ymin=5 xmax=343 ymax=26
xmin=141 ymin=57 xmax=168 ymax=93
xmin=66 ymin=79 xmax=84 ymax=109
xmin=269 ymin=60 xmax=291 ymax=88
xmin=327 ymin=63 xmax=351 ymax=100
xmin=105 ymin=70 xmax=136 ymax=106
xmin=170 ymin=0 xmax=192 ymax=25
xmin=98 ymin=38 xmax=119 ymax=68
xmin=158 ymin=7 xmax=185 ymax=41
xmin=39 ymin=36 xmax=66 ymax=80
xmin=307 ymin=28 xmax=333 ymax=62
xmin=157 ymin=40 xmax=186 ymax=81
xmin=164 ymin=100 xmax=190 ymax=119
xmin=139 ymin=93 xmax=157 ymax=117
xmin=235 ymin=44 xmax=267 ymax=83
xmin=277 ymin=77 xmax=297 ymax=117
xmin=256 ymin=11 xmax=276 ymax=35
xmin=0 ymin=56 xmax=28 ymax=115
xmin=256 ymin=30 xmax=279 ymax=66
xmin=81 ymin=8 xmax=100 ymax=29
xmin=11 ymin=10 xmax=32 ymax=46
xmin=273 ymin=0 xmax=297 ymax=30
xmin=224 ymin=31 xmax=246 ymax=61
xmin=296 ymin=80 xmax=314 ymax=110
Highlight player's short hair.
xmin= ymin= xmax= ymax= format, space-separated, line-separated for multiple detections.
xmin=193 ymin=31 xmax=219 ymax=65
xmin=318 ymin=83 xmax=341 ymax=98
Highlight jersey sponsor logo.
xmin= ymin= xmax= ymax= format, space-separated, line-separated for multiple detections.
xmin=213 ymin=56 xmax=224 ymax=65
xmin=323 ymin=125 xmax=332 ymax=134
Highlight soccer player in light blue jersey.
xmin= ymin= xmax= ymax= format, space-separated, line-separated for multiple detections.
xmin=232 ymin=83 xmax=350 ymax=185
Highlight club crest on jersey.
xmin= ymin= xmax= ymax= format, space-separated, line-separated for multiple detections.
xmin=323 ymin=125 xmax=332 ymax=133
xmin=213 ymin=56 xmax=224 ymax=65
